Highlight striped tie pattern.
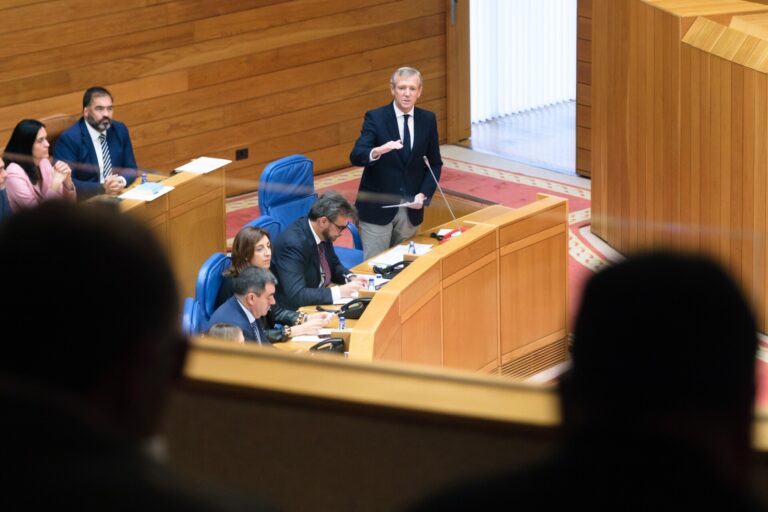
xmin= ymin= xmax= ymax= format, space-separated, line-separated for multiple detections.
xmin=99 ymin=132 xmax=112 ymax=179
xmin=251 ymin=319 xmax=263 ymax=344
xmin=318 ymin=243 xmax=332 ymax=287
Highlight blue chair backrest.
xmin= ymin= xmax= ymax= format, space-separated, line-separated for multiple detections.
xmin=242 ymin=215 xmax=282 ymax=241
xmin=195 ymin=252 xmax=232 ymax=320
xmin=268 ymin=195 xmax=317 ymax=231
xmin=258 ymin=154 xmax=316 ymax=230
xmin=182 ymin=297 xmax=206 ymax=336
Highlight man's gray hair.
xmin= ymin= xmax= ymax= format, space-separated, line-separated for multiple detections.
xmin=309 ymin=190 xmax=357 ymax=222
xmin=232 ymin=266 xmax=277 ymax=296
xmin=390 ymin=67 xmax=422 ymax=87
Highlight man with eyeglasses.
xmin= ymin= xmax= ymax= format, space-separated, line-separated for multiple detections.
xmin=271 ymin=191 xmax=369 ymax=309
xmin=54 ymin=86 xmax=138 ymax=201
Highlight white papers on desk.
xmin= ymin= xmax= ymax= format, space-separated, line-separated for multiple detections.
xmin=291 ymin=328 xmax=333 ymax=343
xmin=291 ymin=335 xmax=321 ymax=343
xmin=368 ymin=243 xmax=432 ymax=267
xmin=119 ymin=184 xmax=174 ymax=202
xmin=174 ymin=156 xmax=232 ymax=174
xmin=333 ymin=297 xmax=354 ymax=305
xmin=381 ymin=201 xmax=418 ymax=208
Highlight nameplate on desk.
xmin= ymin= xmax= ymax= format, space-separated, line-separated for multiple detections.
xmin=174 ymin=156 xmax=232 ymax=174
xmin=119 ymin=183 xmax=174 ymax=202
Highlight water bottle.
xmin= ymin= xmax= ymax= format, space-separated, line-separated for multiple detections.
xmin=368 ymin=278 xmax=375 ymax=291
xmin=338 ymin=315 xmax=346 ymax=330
xmin=140 ymin=172 xmax=148 ymax=184
xmin=408 ymin=241 xmax=416 ymax=255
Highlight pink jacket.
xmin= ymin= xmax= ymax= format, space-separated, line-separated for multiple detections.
xmin=5 ymin=159 xmax=76 ymax=211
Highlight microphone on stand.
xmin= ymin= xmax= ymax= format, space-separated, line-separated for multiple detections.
xmin=423 ymin=156 xmax=465 ymax=237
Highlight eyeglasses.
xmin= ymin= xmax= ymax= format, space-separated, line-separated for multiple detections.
xmin=330 ymin=219 xmax=349 ymax=232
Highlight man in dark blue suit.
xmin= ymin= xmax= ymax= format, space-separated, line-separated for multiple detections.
xmin=208 ymin=266 xmax=277 ymax=345
xmin=271 ymin=191 xmax=368 ymax=309
xmin=54 ymin=86 xmax=138 ymax=201
xmin=350 ymin=67 xmax=443 ymax=259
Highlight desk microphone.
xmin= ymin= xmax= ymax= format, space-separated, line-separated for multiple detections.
xmin=423 ymin=156 xmax=461 ymax=230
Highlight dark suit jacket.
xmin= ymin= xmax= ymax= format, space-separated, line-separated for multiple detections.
xmin=216 ymin=274 xmax=299 ymax=343
xmin=271 ymin=217 xmax=348 ymax=309
xmin=349 ymin=102 xmax=442 ymax=226
xmin=208 ymin=296 xmax=268 ymax=344
xmin=53 ymin=118 xmax=138 ymax=200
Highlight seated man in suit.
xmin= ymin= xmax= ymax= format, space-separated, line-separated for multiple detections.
xmin=208 ymin=266 xmax=277 ymax=345
xmin=271 ymin=191 xmax=368 ymax=310
xmin=53 ymin=86 xmax=138 ymax=200
xmin=350 ymin=66 xmax=443 ymax=259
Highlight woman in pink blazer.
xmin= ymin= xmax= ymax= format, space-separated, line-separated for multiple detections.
xmin=3 ymin=119 xmax=75 ymax=211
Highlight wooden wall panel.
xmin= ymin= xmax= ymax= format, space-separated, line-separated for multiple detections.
xmin=591 ymin=0 xmax=768 ymax=331
xmin=577 ymin=0 xmax=593 ymax=177
xmin=0 ymin=0 xmax=449 ymax=196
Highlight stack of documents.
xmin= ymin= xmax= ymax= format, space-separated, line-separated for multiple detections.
xmin=368 ymin=243 xmax=432 ymax=268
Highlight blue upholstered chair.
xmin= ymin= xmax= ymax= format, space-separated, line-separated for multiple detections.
xmin=181 ymin=297 xmax=206 ymax=336
xmin=194 ymin=252 xmax=232 ymax=322
xmin=258 ymin=154 xmax=317 ymax=232
xmin=242 ymin=214 xmax=281 ymax=241
xmin=258 ymin=154 xmax=365 ymax=267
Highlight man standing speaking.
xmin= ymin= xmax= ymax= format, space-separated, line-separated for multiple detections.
xmin=350 ymin=67 xmax=443 ymax=259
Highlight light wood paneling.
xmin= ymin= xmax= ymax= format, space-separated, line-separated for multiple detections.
xmin=590 ymin=0 xmax=768 ymax=331
xmin=120 ymin=168 xmax=226 ymax=301
xmin=0 ymin=0 xmax=449 ymax=196
xmin=348 ymin=197 xmax=569 ymax=377
xmin=577 ymin=1 xmax=593 ymax=177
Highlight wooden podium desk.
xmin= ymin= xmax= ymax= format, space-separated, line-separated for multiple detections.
xmin=275 ymin=195 xmax=569 ymax=378
xmin=345 ymin=194 xmax=569 ymax=377
xmin=118 ymin=168 xmax=226 ymax=300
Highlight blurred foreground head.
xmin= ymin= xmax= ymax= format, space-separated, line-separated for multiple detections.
xmin=562 ymin=251 xmax=757 ymax=443
xmin=0 ymin=200 xmax=187 ymax=439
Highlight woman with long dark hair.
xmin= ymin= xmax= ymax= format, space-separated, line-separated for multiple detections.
xmin=3 ymin=119 xmax=75 ymax=211
xmin=215 ymin=225 xmax=331 ymax=342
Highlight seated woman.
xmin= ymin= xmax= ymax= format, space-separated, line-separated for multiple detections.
xmin=216 ymin=226 xmax=330 ymax=342
xmin=3 ymin=119 xmax=76 ymax=211
xmin=206 ymin=322 xmax=245 ymax=344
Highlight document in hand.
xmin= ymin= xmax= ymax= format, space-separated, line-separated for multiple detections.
xmin=381 ymin=201 xmax=418 ymax=208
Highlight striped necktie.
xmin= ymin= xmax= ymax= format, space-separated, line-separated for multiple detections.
xmin=99 ymin=132 xmax=112 ymax=179
xmin=318 ymin=243 xmax=332 ymax=287
xmin=250 ymin=319 xmax=263 ymax=344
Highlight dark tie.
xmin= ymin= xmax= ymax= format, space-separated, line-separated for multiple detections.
xmin=250 ymin=319 xmax=263 ymax=344
xmin=402 ymin=114 xmax=412 ymax=162
xmin=99 ymin=132 xmax=112 ymax=179
xmin=318 ymin=243 xmax=332 ymax=287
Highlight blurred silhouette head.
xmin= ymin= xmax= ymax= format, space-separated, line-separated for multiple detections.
xmin=0 ymin=200 xmax=187 ymax=439
xmin=561 ymin=251 xmax=757 ymax=446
